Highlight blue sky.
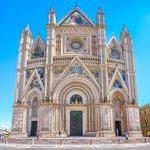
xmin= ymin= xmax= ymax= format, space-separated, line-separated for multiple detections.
xmin=0 ymin=0 xmax=150 ymax=129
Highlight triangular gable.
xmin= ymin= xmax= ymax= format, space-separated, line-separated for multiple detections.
xmin=58 ymin=7 xmax=95 ymax=27
xmin=31 ymin=35 xmax=46 ymax=59
xmin=53 ymin=56 xmax=101 ymax=91
xmin=32 ymin=35 xmax=46 ymax=51
xmin=106 ymin=36 xmax=122 ymax=51
xmin=107 ymin=68 xmax=128 ymax=94
xmin=106 ymin=36 xmax=123 ymax=59
xmin=25 ymin=69 xmax=44 ymax=92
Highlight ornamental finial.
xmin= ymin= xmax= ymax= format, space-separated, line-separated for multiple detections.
xmin=24 ymin=24 xmax=31 ymax=34
xmin=50 ymin=4 xmax=55 ymax=13
xmin=98 ymin=6 xmax=103 ymax=14
xmin=48 ymin=4 xmax=56 ymax=24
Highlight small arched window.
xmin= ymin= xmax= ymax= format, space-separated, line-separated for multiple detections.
xmin=70 ymin=94 xmax=83 ymax=104
xmin=31 ymin=97 xmax=38 ymax=118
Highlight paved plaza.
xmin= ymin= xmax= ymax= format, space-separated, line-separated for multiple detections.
xmin=0 ymin=144 xmax=150 ymax=150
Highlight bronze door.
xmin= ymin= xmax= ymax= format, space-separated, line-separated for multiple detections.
xmin=70 ymin=111 xmax=83 ymax=136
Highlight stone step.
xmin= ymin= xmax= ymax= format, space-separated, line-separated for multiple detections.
xmin=0 ymin=138 xmax=149 ymax=145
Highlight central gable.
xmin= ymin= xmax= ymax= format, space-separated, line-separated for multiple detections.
xmin=58 ymin=7 xmax=95 ymax=27
xmin=52 ymin=56 xmax=101 ymax=92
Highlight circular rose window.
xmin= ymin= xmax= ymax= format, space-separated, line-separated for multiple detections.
xmin=71 ymin=41 xmax=82 ymax=50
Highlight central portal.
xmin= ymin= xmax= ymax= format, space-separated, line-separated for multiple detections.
xmin=70 ymin=111 xmax=83 ymax=136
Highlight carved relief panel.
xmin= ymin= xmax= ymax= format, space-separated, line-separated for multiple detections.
xmin=127 ymin=107 xmax=141 ymax=131
xmin=12 ymin=109 xmax=24 ymax=132
xmin=100 ymin=106 xmax=111 ymax=131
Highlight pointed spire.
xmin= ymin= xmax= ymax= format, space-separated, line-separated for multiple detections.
xmin=23 ymin=24 xmax=31 ymax=34
xmin=98 ymin=6 xmax=104 ymax=14
xmin=49 ymin=5 xmax=55 ymax=13
xmin=25 ymin=24 xmax=30 ymax=31
xmin=97 ymin=6 xmax=105 ymax=25
xmin=48 ymin=5 xmax=56 ymax=24
xmin=122 ymin=24 xmax=127 ymax=33
xmin=120 ymin=24 xmax=132 ymax=49
xmin=121 ymin=24 xmax=131 ymax=37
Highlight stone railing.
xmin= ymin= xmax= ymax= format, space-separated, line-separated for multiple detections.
xmin=107 ymin=59 xmax=126 ymax=69
xmin=27 ymin=58 xmax=46 ymax=68
xmin=53 ymin=55 xmax=100 ymax=65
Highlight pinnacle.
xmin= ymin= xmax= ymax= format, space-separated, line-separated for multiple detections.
xmin=98 ymin=6 xmax=103 ymax=14
xmin=24 ymin=24 xmax=30 ymax=33
xmin=122 ymin=24 xmax=127 ymax=33
xmin=50 ymin=5 xmax=55 ymax=13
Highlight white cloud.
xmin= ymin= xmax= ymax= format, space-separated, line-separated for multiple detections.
xmin=0 ymin=122 xmax=11 ymax=130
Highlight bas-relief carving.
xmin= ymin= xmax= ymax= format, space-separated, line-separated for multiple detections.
xmin=12 ymin=109 xmax=24 ymax=132
xmin=128 ymin=108 xmax=141 ymax=131
xmin=40 ymin=108 xmax=50 ymax=131
xmin=101 ymin=106 xmax=111 ymax=131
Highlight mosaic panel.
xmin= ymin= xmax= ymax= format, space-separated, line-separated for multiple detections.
xmin=61 ymin=11 xmax=92 ymax=26
xmin=31 ymin=45 xmax=45 ymax=59
xmin=109 ymin=47 xmax=121 ymax=60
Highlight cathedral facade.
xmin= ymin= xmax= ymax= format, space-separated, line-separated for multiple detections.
xmin=11 ymin=6 xmax=142 ymax=138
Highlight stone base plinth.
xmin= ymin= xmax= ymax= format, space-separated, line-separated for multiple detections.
xmin=129 ymin=131 xmax=143 ymax=137
xmin=40 ymin=131 xmax=67 ymax=138
xmin=11 ymin=132 xmax=28 ymax=138
xmin=96 ymin=131 xmax=116 ymax=138
xmin=39 ymin=131 xmax=51 ymax=138
xmin=84 ymin=132 xmax=97 ymax=137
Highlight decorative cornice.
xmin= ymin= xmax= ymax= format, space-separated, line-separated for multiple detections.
xmin=96 ymin=24 xmax=105 ymax=28
xmin=47 ymin=23 xmax=56 ymax=28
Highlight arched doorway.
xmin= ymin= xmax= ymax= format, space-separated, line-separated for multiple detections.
xmin=52 ymin=76 xmax=101 ymax=136
xmin=70 ymin=94 xmax=83 ymax=136
xmin=113 ymin=99 xmax=122 ymax=136
xmin=111 ymin=91 xmax=126 ymax=137
xmin=30 ymin=97 xmax=38 ymax=137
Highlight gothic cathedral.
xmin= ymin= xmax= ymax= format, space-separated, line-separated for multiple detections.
xmin=11 ymin=6 xmax=142 ymax=138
